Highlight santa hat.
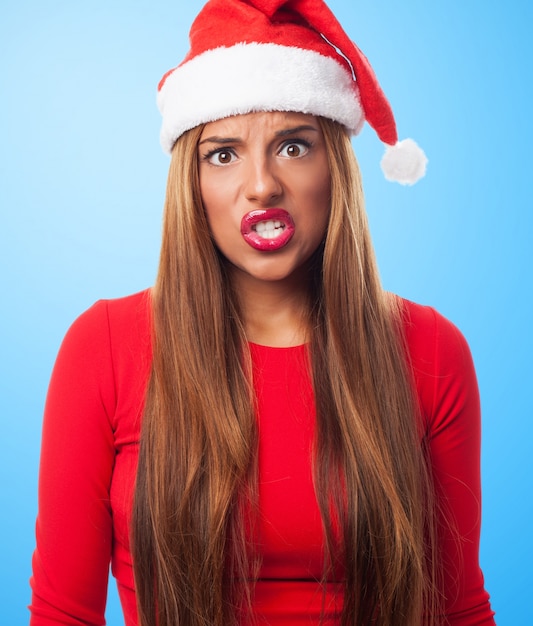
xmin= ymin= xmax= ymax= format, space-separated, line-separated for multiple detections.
xmin=157 ymin=0 xmax=427 ymax=185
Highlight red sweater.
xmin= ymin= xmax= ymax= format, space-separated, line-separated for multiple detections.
xmin=30 ymin=290 xmax=494 ymax=624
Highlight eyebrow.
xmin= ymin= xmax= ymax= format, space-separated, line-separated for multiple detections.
xmin=198 ymin=125 xmax=319 ymax=146
xmin=275 ymin=124 xmax=319 ymax=137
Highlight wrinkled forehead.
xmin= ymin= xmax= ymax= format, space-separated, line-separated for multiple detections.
xmin=199 ymin=111 xmax=320 ymax=136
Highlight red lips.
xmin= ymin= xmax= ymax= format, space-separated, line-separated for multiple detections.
xmin=241 ymin=209 xmax=295 ymax=251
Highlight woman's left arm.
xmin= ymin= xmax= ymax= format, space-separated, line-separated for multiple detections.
xmin=410 ymin=304 xmax=495 ymax=625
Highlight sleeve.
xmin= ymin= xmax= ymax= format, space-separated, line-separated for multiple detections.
xmin=418 ymin=308 xmax=495 ymax=625
xmin=29 ymin=301 xmax=117 ymax=625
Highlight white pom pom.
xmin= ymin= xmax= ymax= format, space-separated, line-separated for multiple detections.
xmin=380 ymin=138 xmax=428 ymax=185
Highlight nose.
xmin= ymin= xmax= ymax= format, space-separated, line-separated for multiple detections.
xmin=244 ymin=156 xmax=283 ymax=205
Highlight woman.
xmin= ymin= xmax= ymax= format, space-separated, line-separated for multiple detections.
xmin=30 ymin=1 xmax=495 ymax=624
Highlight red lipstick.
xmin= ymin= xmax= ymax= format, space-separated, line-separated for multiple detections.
xmin=241 ymin=209 xmax=295 ymax=251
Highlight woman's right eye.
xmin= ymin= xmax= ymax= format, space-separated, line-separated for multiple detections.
xmin=204 ymin=149 xmax=237 ymax=166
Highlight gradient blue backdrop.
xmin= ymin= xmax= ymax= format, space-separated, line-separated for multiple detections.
xmin=1 ymin=1 xmax=531 ymax=623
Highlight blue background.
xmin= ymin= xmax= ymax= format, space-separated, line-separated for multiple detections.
xmin=1 ymin=1 xmax=531 ymax=623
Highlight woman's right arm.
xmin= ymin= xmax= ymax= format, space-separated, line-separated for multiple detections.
xmin=30 ymin=301 xmax=117 ymax=625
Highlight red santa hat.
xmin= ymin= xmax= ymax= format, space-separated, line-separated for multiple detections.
xmin=157 ymin=0 xmax=427 ymax=185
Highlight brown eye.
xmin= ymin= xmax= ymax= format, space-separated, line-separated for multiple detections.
xmin=286 ymin=144 xmax=301 ymax=157
xmin=217 ymin=151 xmax=233 ymax=164
xmin=279 ymin=141 xmax=309 ymax=158
xmin=204 ymin=149 xmax=236 ymax=166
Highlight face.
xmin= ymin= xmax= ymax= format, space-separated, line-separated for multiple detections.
xmin=198 ymin=111 xmax=331 ymax=287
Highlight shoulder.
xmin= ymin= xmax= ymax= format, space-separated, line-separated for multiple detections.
xmin=49 ymin=289 xmax=152 ymax=426
xmin=396 ymin=297 xmax=480 ymax=433
xmin=399 ymin=297 xmax=474 ymax=374
xmin=64 ymin=289 xmax=151 ymax=349
xmin=55 ymin=289 xmax=152 ymax=389
xmin=70 ymin=288 xmax=151 ymax=330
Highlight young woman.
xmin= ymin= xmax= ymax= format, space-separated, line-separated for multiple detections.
xmin=30 ymin=1 xmax=495 ymax=625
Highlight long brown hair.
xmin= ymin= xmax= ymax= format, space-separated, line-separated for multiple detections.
xmin=132 ymin=118 xmax=441 ymax=626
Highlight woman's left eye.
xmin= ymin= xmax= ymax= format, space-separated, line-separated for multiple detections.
xmin=279 ymin=141 xmax=310 ymax=158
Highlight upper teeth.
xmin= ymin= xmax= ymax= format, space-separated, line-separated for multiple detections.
xmin=254 ymin=220 xmax=284 ymax=239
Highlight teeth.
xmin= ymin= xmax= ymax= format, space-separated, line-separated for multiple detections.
xmin=254 ymin=219 xmax=285 ymax=239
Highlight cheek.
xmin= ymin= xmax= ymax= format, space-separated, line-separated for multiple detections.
xmin=200 ymin=170 xmax=239 ymax=226
xmin=203 ymin=205 xmax=228 ymax=243
xmin=200 ymin=178 xmax=224 ymax=233
xmin=199 ymin=177 xmax=215 ymax=217
xmin=309 ymin=170 xmax=331 ymax=226
xmin=200 ymin=189 xmax=236 ymax=251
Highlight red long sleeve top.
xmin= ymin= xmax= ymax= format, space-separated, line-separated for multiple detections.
xmin=29 ymin=290 xmax=494 ymax=624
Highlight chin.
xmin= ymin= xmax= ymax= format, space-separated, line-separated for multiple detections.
xmin=232 ymin=256 xmax=313 ymax=286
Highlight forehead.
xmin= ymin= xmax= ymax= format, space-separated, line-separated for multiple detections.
xmin=200 ymin=111 xmax=320 ymax=138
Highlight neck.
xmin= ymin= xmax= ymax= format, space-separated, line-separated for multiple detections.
xmin=229 ymin=267 xmax=313 ymax=348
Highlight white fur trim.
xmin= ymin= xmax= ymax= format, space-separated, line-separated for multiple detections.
xmin=158 ymin=42 xmax=363 ymax=153
xmin=380 ymin=138 xmax=428 ymax=185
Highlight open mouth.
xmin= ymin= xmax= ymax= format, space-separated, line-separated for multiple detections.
xmin=241 ymin=209 xmax=295 ymax=251
xmin=253 ymin=219 xmax=286 ymax=240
